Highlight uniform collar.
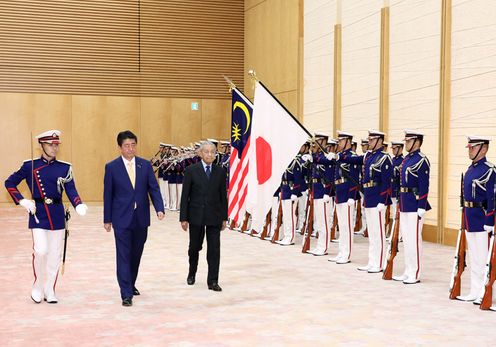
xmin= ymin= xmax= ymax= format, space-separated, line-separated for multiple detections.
xmin=407 ymin=149 xmax=420 ymax=157
xmin=41 ymin=156 xmax=56 ymax=164
xmin=472 ymin=156 xmax=487 ymax=167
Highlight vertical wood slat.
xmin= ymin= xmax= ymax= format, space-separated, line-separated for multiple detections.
xmin=379 ymin=6 xmax=390 ymax=135
xmin=0 ymin=0 xmax=244 ymax=99
xmin=438 ymin=0 xmax=452 ymax=244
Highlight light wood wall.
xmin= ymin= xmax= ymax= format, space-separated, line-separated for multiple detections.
xmin=1 ymin=94 xmax=230 ymax=203
xmin=303 ymin=0 xmax=496 ymax=245
xmin=0 ymin=0 xmax=244 ymax=98
xmin=244 ymin=0 xmax=302 ymax=118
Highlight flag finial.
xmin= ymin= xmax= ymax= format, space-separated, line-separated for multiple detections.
xmin=222 ymin=75 xmax=236 ymax=92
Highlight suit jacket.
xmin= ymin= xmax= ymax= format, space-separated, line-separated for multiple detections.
xmin=180 ymin=162 xmax=228 ymax=226
xmin=104 ymin=156 xmax=164 ymax=229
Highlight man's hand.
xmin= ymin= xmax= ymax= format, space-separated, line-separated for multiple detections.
xmin=75 ymin=203 xmax=88 ymax=216
xmin=221 ymin=221 xmax=227 ymax=231
xmin=104 ymin=223 xmax=112 ymax=232
xmin=157 ymin=212 xmax=165 ymax=220
xmin=181 ymin=221 xmax=189 ymax=231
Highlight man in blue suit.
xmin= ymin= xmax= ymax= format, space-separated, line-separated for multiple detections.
xmin=104 ymin=130 xmax=165 ymax=307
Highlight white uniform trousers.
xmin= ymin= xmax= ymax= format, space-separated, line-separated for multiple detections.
xmin=268 ymin=196 xmax=280 ymax=238
xmin=310 ymin=198 xmax=330 ymax=253
xmin=363 ymin=207 xmax=386 ymax=269
xmin=336 ymin=202 xmax=355 ymax=261
xmin=281 ymin=199 xmax=297 ymax=242
xmin=32 ymin=228 xmax=65 ymax=298
xmin=159 ymin=179 xmax=169 ymax=209
xmin=296 ymin=190 xmax=308 ymax=231
xmin=358 ymin=196 xmax=367 ymax=233
xmin=168 ymin=183 xmax=177 ymax=210
xmin=399 ymin=212 xmax=424 ymax=281
xmin=465 ymin=231 xmax=489 ymax=298
xmin=176 ymin=183 xmax=183 ymax=210
xmin=327 ymin=198 xmax=336 ymax=238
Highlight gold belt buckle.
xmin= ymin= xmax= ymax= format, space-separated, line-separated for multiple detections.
xmin=45 ymin=198 xmax=53 ymax=205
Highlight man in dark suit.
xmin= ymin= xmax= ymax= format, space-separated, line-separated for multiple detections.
xmin=104 ymin=130 xmax=165 ymax=306
xmin=180 ymin=141 xmax=228 ymax=292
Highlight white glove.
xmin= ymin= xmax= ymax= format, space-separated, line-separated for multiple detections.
xmin=75 ymin=203 xmax=88 ymax=216
xmin=323 ymin=194 xmax=331 ymax=203
xmin=302 ymin=154 xmax=312 ymax=162
xmin=484 ymin=225 xmax=494 ymax=233
xmin=326 ymin=152 xmax=336 ymax=160
xmin=19 ymin=199 xmax=36 ymax=214
xmin=290 ymin=194 xmax=298 ymax=202
xmin=377 ymin=203 xmax=386 ymax=213
xmin=347 ymin=198 xmax=355 ymax=207
xmin=417 ymin=208 xmax=426 ymax=218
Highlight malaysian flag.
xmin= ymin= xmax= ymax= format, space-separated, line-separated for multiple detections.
xmin=228 ymin=88 xmax=253 ymax=224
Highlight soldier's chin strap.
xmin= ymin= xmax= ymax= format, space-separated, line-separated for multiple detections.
xmin=472 ymin=144 xmax=484 ymax=162
xmin=40 ymin=143 xmax=54 ymax=161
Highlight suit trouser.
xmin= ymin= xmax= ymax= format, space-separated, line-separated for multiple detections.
xmin=400 ymin=212 xmax=424 ymax=280
xmin=336 ymin=202 xmax=355 ymax=261
xmin=297 ymin=190 xmax=308 ymax=230
xmin=114 ymin=211 xmax=148 ymax=299
xmin=465 ymin=231 xmax=489 ymax=298
xmin=31 ymin=228 xmax=64 ymax=297
xmin=189 ymin=224 xmax=221 ymax=284
xmin=159 ymin=179 xmax=169 ymax=208
xmin=281 ymin=199 xmax=297 ymax=242
xmin=364 ymin=207 xmax=386 ymax=269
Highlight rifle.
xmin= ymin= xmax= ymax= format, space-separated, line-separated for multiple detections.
xmin=271 ymin=199 xmax=283 ymax=243
xmin=383 ymin=201 xmax=400 ymax=280
xmin=449 ymin=173 xmax=467 ymax=299
xmin=61 ymin=208 xmax=71 ymax=275
xmin=385 ymin=204 xmax=391 ymax=237
xmin=301 ymin=193 xmax=314 ymax=253
xmin=259 ymin=210 xmax=272 ymax=239
xmin=354 ymin=197 xmax=362 ymax=232
xmin=299 ymin=191 xmax=311 ymax=235
xmin=330 ymin=203 xmax=338 ymax=242
xmin=240 ymin=212 xmax=250 ymax=232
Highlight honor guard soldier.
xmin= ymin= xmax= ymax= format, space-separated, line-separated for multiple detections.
xmin=307 ymin=133 xmax=334 ymax=255
xmin=324 ymin=140 xmax=338 ymax=236
xmin=156 ymin=143 xmax=171 ymax=209
xmin=276 ymin=156 xmax=304 ymax=245
xmin=296 ymin=141 xmax=312 ymax=233
xmin=393 ymin=130 xmax=431 ymax=284
xmin=168 ymin=147 xmax=179 ymax=210
xmin=389 ymin=141 xmax=404 ymax=241
xmin=327 ymin=131 xmax=361 ymax=264
xmin=355 ymin=139 xmax=370 ymax=235
xmin=337 ymin=130 xmax=392 ymax=272
xmin=457 ymin=136 xmax=495 ymax=302
xmin=219 ymin=141 xmax=231 ymax=190
xmin=5 ymin=130 xmax=88 ymax=304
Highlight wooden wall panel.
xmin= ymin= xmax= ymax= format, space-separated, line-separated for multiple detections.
xmin=170 ymin=99 xmax=203 ymax=146
xmin=140 ymin=98 xmax=172 ymax=160
xmin=201 ymin=99 xmax=231 ymax=141
xmin=244 ymin=0 xmax=301 ymax=119
xmin=0 ymin=0 xmax=243 ymax=98
xmin=71 ymin=96 xmax=140 ymax=202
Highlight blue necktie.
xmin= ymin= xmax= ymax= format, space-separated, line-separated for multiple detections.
xmin=206 ymin=165 xmax=211 ymax=179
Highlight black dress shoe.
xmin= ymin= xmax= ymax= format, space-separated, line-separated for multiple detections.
xmin=208 ymin=283 xmax=222 ymax=292
xmin=133 ymin=287 xmax=140 ymax=296
xmin=187 ymin=275 xmax=195 ymax=285
xmin=122 ymin=297 xmax=133 ymax=307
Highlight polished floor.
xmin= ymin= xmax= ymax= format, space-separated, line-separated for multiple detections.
xmin=0 ymin=206 xmax=494 ymax=347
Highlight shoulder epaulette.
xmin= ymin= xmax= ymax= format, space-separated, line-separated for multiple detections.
xmin=484 ymin=161 xmax=495 ymax=168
